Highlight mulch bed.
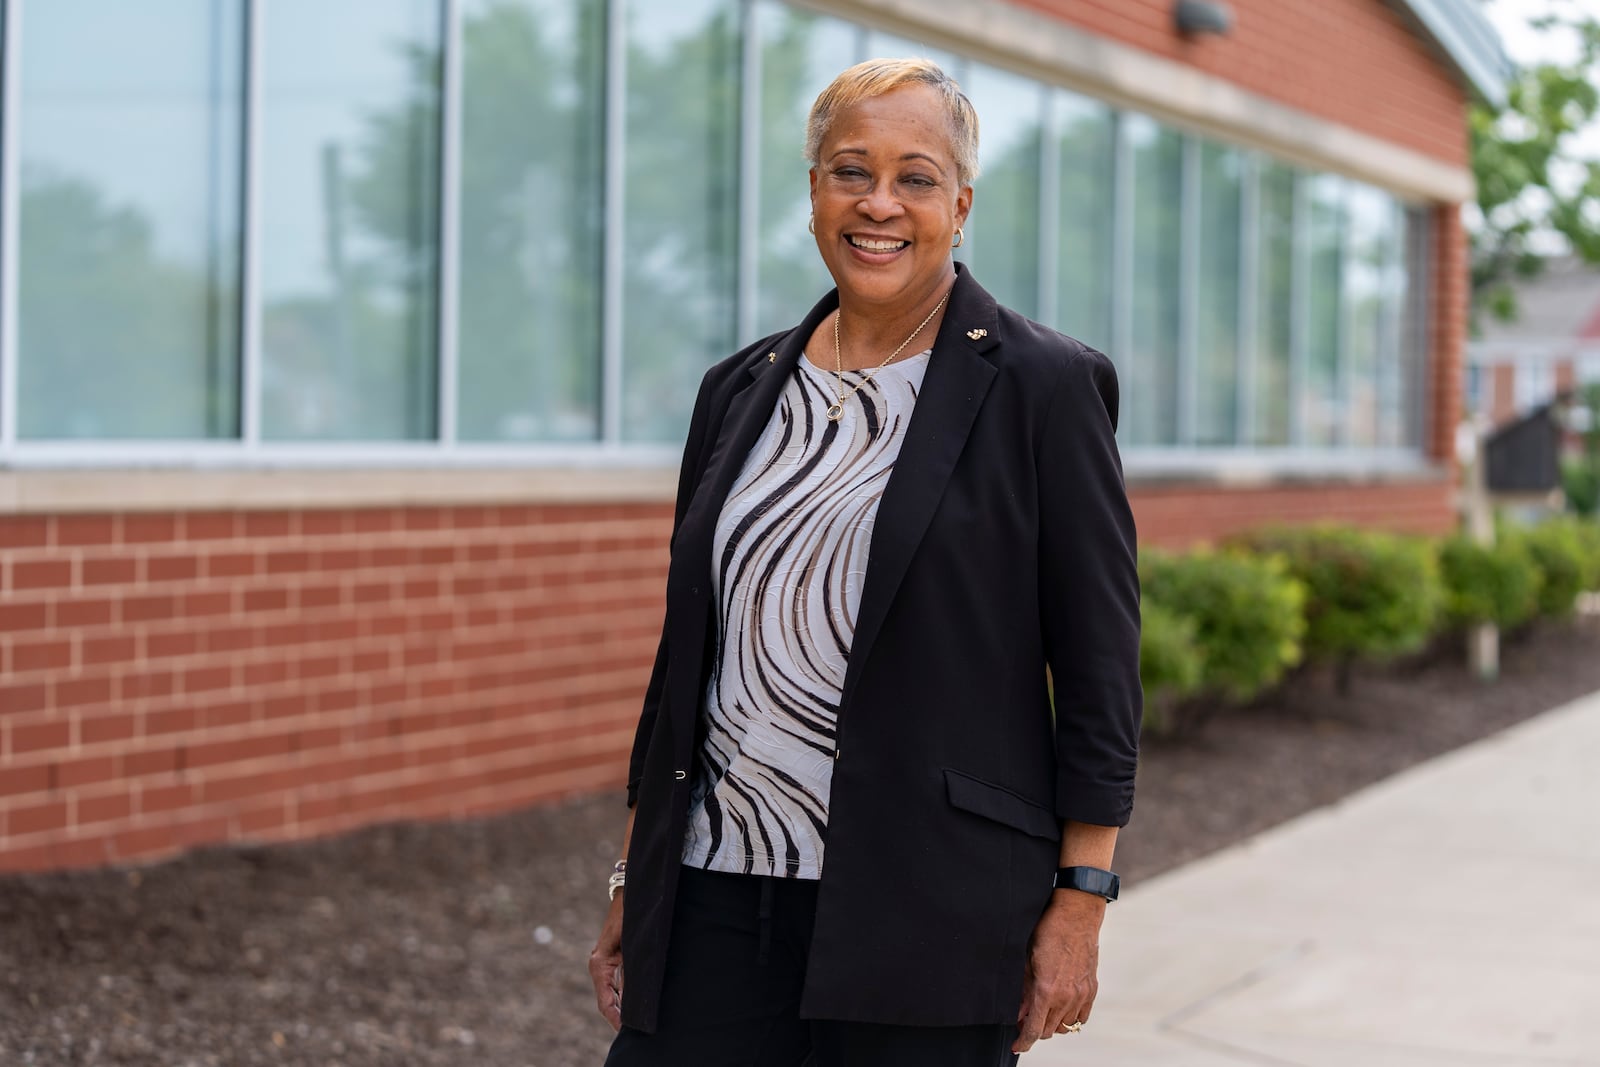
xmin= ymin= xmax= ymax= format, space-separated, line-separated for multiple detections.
xmin=2 ymin=619 xmax=1596 ymax=1067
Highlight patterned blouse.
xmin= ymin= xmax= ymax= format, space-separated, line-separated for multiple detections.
xmin=680 ymin=348 xmax=931 ymax=879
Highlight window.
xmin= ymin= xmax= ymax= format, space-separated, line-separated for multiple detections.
xmin=259 ymin=0 xmax=443 ymax=442
xmin=962 ymin=63 xmax=1044 ymax=320
xmin=1515 ymin=360 xmax=1554 ymax=413
xmin=18 ymin=0 xmax=244 ymax=440
xmin=1343 ymin=182 xmax=1391 ymax=447
xmin=0 ymin=0 xmax=1438 ymax=469
xmin=1052 ymin=93 xmax=1114 ymax=352
xmin=457 ymin=0 xmax=605 ymax=442
xmin=621 ymin=0 xmax=739 ymax=444
xmin=1302 ymin=174 xmax=1345 ymax=447
xmin=754 ymin=3 xmax=857 ymax=337
xmin=1253 ymin=161 xmax=1295 ymax=446
xmin=865 ymin=30 xmax=962 ymax=77
xmin=1373 ymin=197 xmax=1412 ymax=448
xmin=1194 ymin=143 xmax=1243 ymax=446
xmin=1126 ymin=116 xmax=1182 ymax=447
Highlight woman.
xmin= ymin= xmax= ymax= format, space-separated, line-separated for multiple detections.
xmin=589 ymin=58 xmax=1141 ymax=1066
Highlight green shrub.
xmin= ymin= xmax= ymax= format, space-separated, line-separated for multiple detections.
xmin=1137 ymin=600 xmax=1203 ymax=735
xmin=1232 ymin=526 xmax=1442 ymax=682
xmin=1140 ymin=550 xmax=1306 ymax=703
xmin=1567 ymin=518 xmax=1600 ymax=591
xmin=1511 ymin=517 xmax=1597 ymax=618
xmin=1562 ymin=459 xmax=1600 ymax=517
xmin=1436 ymin=535 xmax=1541 ymax=630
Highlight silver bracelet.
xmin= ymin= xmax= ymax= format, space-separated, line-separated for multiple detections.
xmin=607 ymin=860 xmax=627 ymax=901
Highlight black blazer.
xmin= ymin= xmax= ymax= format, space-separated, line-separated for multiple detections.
xmin=619 ymin=265 xmax=1141 ymax=1032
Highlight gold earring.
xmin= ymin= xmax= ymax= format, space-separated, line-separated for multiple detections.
xmin=952 ymin=227 xmax=964 ymax=249
xmin=809 ymin=215 xmax=816 ymax=235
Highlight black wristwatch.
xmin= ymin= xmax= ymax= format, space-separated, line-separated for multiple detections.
xmin=1054 ymin=866 xmax=1119 ymax=902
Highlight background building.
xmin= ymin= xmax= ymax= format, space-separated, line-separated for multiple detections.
xmin=0 ymin=0 xmax=1508 ymax=871
xmin=1466 ymin=256 xmax=1600 ymax=426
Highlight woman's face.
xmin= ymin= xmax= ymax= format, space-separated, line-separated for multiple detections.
xmin=809 ymin=84 xmax=972 ymax=310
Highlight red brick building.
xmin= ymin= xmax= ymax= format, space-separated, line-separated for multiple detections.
xmin=0 ymin=0 xmax=1507 ymax=871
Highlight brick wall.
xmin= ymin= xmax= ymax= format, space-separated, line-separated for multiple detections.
xmin=1132 ymin=479 xmax=1455 ymax=548
xmin=1015 ymin=0 xmax=1470 ymax=166
xmin=1 ymin=505 xmax=670 ymax=872
xmin=1 ymin=477 xmax=1457 ymax=873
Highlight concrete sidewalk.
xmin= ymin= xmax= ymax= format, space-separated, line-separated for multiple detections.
xmin=1025 ymin=691 xmax=1600 ymax=1066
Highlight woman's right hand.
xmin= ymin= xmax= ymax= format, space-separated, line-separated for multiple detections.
xmin=589 ymin=893 xmax=626 ymax=1030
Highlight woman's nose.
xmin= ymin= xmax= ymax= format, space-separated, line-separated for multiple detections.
xmin=857 ymin=181 xmax=903 ymax=220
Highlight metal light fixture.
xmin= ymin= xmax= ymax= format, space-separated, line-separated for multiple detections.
xmin=1174 ymin=0 xmax=1234 ymax=36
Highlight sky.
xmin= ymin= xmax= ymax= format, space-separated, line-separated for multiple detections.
xmin=1484 ymin=0 xmax=1600 ymax=153
xmin=1484 ymin=0 xmax=1600 ymax=66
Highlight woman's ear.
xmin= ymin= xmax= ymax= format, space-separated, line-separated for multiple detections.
xmin=809 ymin=166 xmax=819 ymax=204
xmin=954 ymin=185 xmax=973 ymax=232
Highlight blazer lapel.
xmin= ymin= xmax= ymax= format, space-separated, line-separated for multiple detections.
xmin=840 ymin=266 xmax=1000 ymax=702
xmin=672 ymin=289 xmax=840 ymax=595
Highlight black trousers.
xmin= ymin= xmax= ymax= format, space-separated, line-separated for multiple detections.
xmin=605 ymin=865 xmax=1020 ymax=1067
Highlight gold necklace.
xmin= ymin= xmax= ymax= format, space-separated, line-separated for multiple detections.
xmin=828 ymin=289 xmax=950 ymax=422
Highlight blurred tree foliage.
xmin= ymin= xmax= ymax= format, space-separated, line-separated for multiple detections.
xmin=1471 ymin=9 xmax=1600 ymax=327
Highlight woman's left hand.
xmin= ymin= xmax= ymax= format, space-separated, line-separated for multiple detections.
xmin=1011 ymin=891 xmax=1105 ymax=1054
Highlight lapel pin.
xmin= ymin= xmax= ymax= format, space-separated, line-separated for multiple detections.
xmin=966 ymin=328 xmax=988 ymax=341
xmin=768 ymin=352 xmax=776 ymax=363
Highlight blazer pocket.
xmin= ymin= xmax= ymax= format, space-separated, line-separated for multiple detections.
xmin=943 ymin=768 xmax=1060 ymax=841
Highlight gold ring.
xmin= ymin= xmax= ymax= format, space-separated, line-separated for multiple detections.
xmin=1058 ymin=1021 xmax=1084 ymax=1034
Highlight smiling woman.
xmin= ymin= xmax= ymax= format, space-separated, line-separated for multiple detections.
xmin=590 ymin=57 xmax=1142 ymax=1067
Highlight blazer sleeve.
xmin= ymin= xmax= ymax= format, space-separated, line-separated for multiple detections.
xmin=624 ymin=370 xmax=719 ymax=809
xmin=1037 ymin=346 xmax=1142 ymax=826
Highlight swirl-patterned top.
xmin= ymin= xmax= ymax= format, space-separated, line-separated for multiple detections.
xmin=680 ymin=348 xmax=932 ymax=879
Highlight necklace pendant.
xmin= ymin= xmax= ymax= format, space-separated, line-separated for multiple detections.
xmin=825 ymin=402 xmax=844 ymax=422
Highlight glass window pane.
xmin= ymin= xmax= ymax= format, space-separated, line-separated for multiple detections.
xmin=260 ymin=0 xmax=442 ymax=442
xmin=963 ymin=63 xmax=1043 ymax=319
xmin=1376 ymin=203 xmax=1413 ymax=448
xmin=1253 ymin=160 xmax=1295 ymax=446
xmin=1195 ymin=143 xmax=1242 ymax=446
xmin=1303 ymin=174 xmax=1344 ymax=447
xmin=864 ymin=31 xmax=961 ymax=76
xmin=1397 ymin=207 xmax=1430 ymax=449
xmin=1127 ymin=116 xmax=1182 ymax=447
xmin=18 ymin=0 xmax=243 ymax=440
xmin=622 ymin=0 xmax=739 ymax=444
xmin=1054 ymin=92 xmax=1114 ymax=351
xmin=457 ymin=0 xmax=603 ymax=442
xmin=754 ymin=2 xmax=857 ymax=337
xmin=1344 ymin=182 xmax=1393 ymax=448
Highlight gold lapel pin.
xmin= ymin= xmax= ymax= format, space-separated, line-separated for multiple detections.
xmin=768 ymin=352 xmax=776 ymax=363
xmin=966 ymin=328 xmax=987 ymax=341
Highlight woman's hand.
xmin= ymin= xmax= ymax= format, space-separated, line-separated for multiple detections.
xmin=1011 ymin=890 xmax=1105 ymax=1054
xmin=588 ymin=893 xmax=626 ymax=1031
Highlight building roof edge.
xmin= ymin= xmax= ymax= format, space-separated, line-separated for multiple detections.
xmin=1399 ymin=0 xmax=1514 ymax=108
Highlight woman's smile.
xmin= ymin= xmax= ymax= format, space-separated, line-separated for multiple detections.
xmin=845 ymin=232 xmax=911 ymax=259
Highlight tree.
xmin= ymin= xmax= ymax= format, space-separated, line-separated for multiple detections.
xmin=1470 ymin=9 xmax=1600 ymax=327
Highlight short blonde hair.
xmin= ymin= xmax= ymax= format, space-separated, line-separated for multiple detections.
xmin=805 ymin=57 xmax=981 ymax=188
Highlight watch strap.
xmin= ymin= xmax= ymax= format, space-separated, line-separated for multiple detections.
xmin=1054 ymin=865 xmax=1119 ymax=902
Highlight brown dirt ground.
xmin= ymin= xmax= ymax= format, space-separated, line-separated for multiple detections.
xmin=2 ymin=619 xmax=1596 ymax=1067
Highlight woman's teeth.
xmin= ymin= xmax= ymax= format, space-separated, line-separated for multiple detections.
xmin=849 ymin=236 xmax=908 ymax=252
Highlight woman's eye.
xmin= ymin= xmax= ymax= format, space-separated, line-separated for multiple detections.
xmin=902 ymin=175 xmax=936 ymax=188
